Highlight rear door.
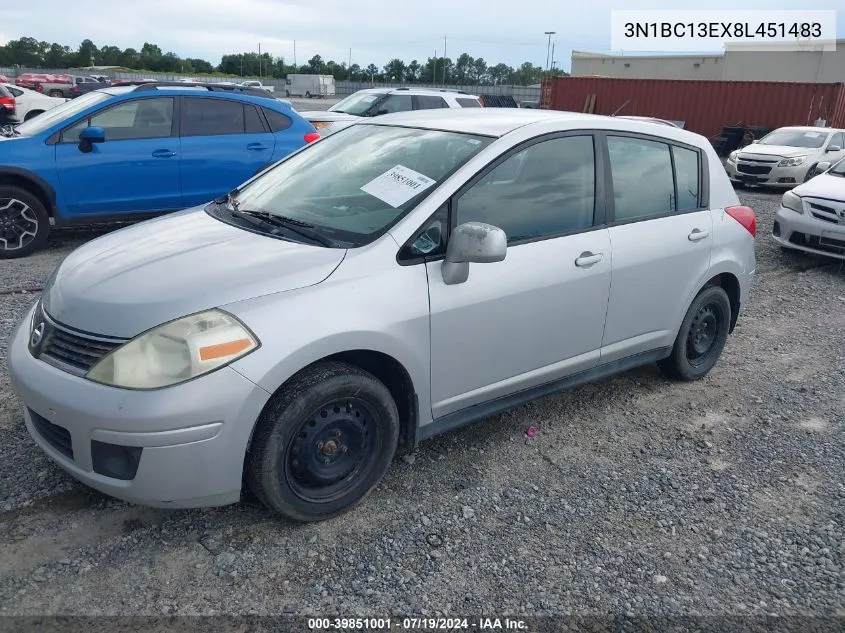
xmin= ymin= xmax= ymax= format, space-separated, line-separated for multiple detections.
xmin=600 ymin=133 xmax=713 ymax=363
xmin=55 ymin=96 xmax=181 ymax=214
xmin=179 ymin=96 xmax=276 ymax=207
xmin=413 ymin=95 xmax=448 ymax=110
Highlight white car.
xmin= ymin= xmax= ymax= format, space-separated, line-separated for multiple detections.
xmin=772 ymin=157 xmax=845 ymax=260
xmin=2 ymin=83 xmax=66 ymax=121
xmin=725 ymin=126 xmax=845 ymax=188
xmin=298 ymin=87 xmax=483 ymax=131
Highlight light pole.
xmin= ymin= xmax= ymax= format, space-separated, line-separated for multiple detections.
xmin=544 ymin=31 xmax=556 ymax=71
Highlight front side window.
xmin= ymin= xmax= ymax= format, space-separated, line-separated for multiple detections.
xmin=829 ymin=132 xmax=845 ymax=150
xmin=455 ymin=135 xmax=596 ymax=243
xmin=608 ymin=136 xmax=675 ymax=221
xmin=227 ymin=124 xmax=492 ymax=246
xmin=415 ymin=95 xmax=447 ymax=109
xmin=182 ymin=97 xmax=244 ymax=136
xmin=61 ymin=97 xmax=174 ymax=142
xmin=328 ymin=92 xmax=383 ymax=116
xmin=377 ymin=94 xmax=412 ymax=114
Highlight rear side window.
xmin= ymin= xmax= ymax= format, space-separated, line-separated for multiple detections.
xmin=457 ymin=98 xmax=481 ymax=108
xmin=244 ymin=105 xmax=267 ymax=133
xmin=672 ymin=146 xmax=700 ymax=211
xmin=182 ymin=97 xmax=244 ymax=136
xmin=261 ymin=107 xmax=292 ymax=132
xmin=608 ymin=136 xmax=674 ymax=221
xmin=378 ymin=94 xmax=412 ymax=114
xmin=415 ymin=95 xmax=448 ymax=109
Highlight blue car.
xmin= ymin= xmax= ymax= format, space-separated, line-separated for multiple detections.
xmin=0 ymin=82 xmax=319 ymax=258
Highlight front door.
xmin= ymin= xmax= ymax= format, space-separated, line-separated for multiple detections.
xmin=55 ymin=97 xmax=181 ymax=215
xmin=179 ymin=97 xmax=277 ymax=207
xmin=426 ymin=134 xmax=612 ymax=419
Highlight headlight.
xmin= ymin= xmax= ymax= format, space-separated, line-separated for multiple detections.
xmin=728 ymin=151 xmax=738 ymax=162
xmin=778 ymin=156 xmax=806 ymax=167
xmin=86 ymin=309 xmax=259 ymax=389
xmin=781 ymin=190 xmax=804 ymax=215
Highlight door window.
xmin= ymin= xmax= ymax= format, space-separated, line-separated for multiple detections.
xmin=377 ymin=94 xmax=412 ymax=114
xmin=607 ymin=136 xmax=675 ymax=221
xmin=454 ymin=135 xmax=596 ymax=243
xmin=181 ymin=97 xmax=245 ymax=136
xmin=829 ymin=132 xmax=845 ymax=150
xmin=61 ymin=97 xmax=174 ymax=142
xmin=415 ymin=95 xmax=448 ymax=109
xmin=672 ymin=145 xmax=700 ymax=212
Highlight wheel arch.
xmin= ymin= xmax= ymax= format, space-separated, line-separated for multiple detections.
xmin=244 ymin=348 xmax=419 ymax=469
xmin=0 ymin=168 xmax=57 ymax=218
xmin=701 ymin=271 xmax=742 ymax=333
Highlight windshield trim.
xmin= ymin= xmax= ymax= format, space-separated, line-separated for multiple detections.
xmin=226 ymin=124 xmax=495 ymax=247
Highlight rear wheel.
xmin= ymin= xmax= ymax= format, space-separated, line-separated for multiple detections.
xmin=246 ymin=361 xmax=400 ymax=522
xmin=0 ymin=186 xmax=50 ymax=259
xmin=306 ymin=91 xmax=312 ymax=98
xmin=48 ymin=90 xmax=63 ymax=98
xmin=658 ymin=286 xmax=731 ymax=381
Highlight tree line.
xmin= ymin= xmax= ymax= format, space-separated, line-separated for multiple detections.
xmin=0 ymin=37 xmax=568 ymax=86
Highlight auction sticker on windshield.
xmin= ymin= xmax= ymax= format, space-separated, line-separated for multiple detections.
xmin=360 ymin=165 xmax=436 ymax=208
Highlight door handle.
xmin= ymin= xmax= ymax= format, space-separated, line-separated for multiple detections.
xmin=152 ymin=149 xmax=175 ymax=158
xmin=575 ymin=251 xmax=603 ymax=267
xmin=688 ymin=228 xmax=710 ymax=242
xmin=246 ymin=143 xmax=268 ymax=151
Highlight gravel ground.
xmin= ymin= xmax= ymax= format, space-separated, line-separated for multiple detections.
xmin=0 ymin=187 xmax=843 ymax=620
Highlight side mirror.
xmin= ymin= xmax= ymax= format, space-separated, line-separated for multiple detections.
xmin=78 ymin=126 xmax=105 ymax=153
xmin=441 ymin=222 xmax=507 ymax=285
xmin=826 ymin=145 xmax=841 ymax=153
xmin=816 ymin=161 xmax=831 ymax=173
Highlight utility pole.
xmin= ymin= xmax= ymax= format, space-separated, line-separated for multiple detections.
xmin=550 ymin=41 xmax=555 ymax=74
xmin=544 ymin=31 xmax=556 ymax=71
xmin=293 ymin=40 xmax=297 ymax=68
xmin=258 ymin=42 xmax=262 ymax=77
xmin=348 ymin=48 xmax=352 ymax=70
xmin=432 ymin=49 xmax=437 ymax=86
xmin=442 ymin=34 xmax=447 ymax=85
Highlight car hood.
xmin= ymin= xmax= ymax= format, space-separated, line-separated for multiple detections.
xmin=793 ymin=172 xmax=845 ymax=200
xmin=42 ymin=207 xmax=347 ymax=338
xmin=739 ymin=144 xmax=818 ymax=159
xmin=298 ymin=110 xmax=359 ymax=122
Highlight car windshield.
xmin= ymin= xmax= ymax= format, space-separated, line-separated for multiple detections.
xmin=227 ymin=124 xmax=493 ymax=246
xmin=827 ymin=157 xmax=845 ymax=177
xmin=14 ymin=91 xmax=111 ymax=136
xmin=757 ymin=129 xmax=829 ymax=149
xmin=328 ymin=92 xmax=384 ymax=115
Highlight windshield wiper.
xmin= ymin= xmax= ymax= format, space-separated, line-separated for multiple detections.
xmin=235 ymin=209 xmax=336 ymax=247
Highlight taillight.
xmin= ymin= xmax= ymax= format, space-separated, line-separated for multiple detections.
xmin=726 ymin=205 xmax=756 ymax=237
xmin=304 ymin=132 xmax=320 ymax=143
xmin=0 ymin=96 xmax=14 ymax=111
xmin=71 ymin=85 xmax=80 ymax=95
xmin=312 ymin=121 xmax=332 ymax=129
xmin=36 ymin=84 xmax=44 ymax=93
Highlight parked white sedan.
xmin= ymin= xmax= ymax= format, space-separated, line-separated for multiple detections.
xmin=2 ymin=83 xmax=66 ymax=122
xmin=773 ymin=157 xmax=845 ymax=260
xmin=726 ymin=126 xmax=845 ymax=188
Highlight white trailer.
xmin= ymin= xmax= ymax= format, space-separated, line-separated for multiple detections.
xmin=285 ymin=74 xmax=336 ymax=98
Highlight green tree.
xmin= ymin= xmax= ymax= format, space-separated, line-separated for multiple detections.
xmin=45 ymin=43 xmax=73 ymax=67
xmin=405 ymin=60 xmax=420 ymax=83
xmin=365 ymin=63 xmax=379 ymax=81
xmin=306 ymin=55 xmax=324 ymax=74
xmin=383 ymin=58 xmax=406 ymax=82
xmin=454 ymin=53 xmax=474 ymax=83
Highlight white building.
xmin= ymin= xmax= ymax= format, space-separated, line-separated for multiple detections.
xmin=571 ymin=40 xmax=845 ymax=83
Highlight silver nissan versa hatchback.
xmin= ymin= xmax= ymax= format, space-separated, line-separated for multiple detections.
xmin=8 ymin=109 xmax=757 ymax=522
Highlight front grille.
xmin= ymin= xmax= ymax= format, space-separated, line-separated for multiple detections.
xmin=809 ymin=202 xmax=836 ymax=214
xmin=811 ymin=212 xmax=838 ymax=224
xmin=41 ymin=326 xmax=120 ymax=372
xmin=736 ymin=163 xmax=772 ymax=175
xmin=29 ymin=409 xmax=73 ymax=459
xmin=808 ymin=202 xmax=842 ymax=225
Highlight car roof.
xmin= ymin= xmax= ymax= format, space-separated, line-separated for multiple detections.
xmin=351 ymin=87 xmax=480 ymax=98
xmin=774 ymin=126 xmax=843 ymax=134
xmin=99 ymin=85 xmax=290 ymax=106
xmin=357 ymin=108 xmax=701 ymax=140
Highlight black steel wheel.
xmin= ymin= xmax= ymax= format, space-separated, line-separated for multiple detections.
xmin=247 ymin=361 xmax=400 ymax=522
xmin=658 ymin=285 xmax=731 ymax=381
xmin=0 ymin=186 xmax=50 ymax=259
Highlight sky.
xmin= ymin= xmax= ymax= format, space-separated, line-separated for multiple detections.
xmin=1 ymin=1 xmax=842 ymax=72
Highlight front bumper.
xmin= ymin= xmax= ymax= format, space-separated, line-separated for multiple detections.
xmin=772 ymin=204 xmax=845 ymax=260
xmin=725 ymin=159 xmax=811 ymax=188
xmin=7 ymin=305 xmax=271 ymax=508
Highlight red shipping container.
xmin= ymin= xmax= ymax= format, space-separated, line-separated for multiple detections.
xmin=542 ymin=77 xmax=845 ymax=141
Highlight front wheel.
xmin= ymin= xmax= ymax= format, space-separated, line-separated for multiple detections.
xmin=48 ymin=90 xmax=63 ymax=98
xmin=246 ymin=361 xmax=400 ymax=522
xmin=0 ymin=186 xmax=50 ymax=259
xmin=658 ymin=285 xmax=731 ymax=381
xmin=804 ymin=164 xmax=819 ymax=182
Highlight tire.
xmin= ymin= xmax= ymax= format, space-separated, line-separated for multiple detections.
xmin=285 ymin=90 xmax=290 ymax=97
xmin=306 ymin=91 xmax=311 ymax=98
xmin=48 ymin=90 xmax=63 ymax=98
xmin=24 ymin=110 xmax=44 ymax=121
xmin=658 ymin=285 xmax=731 ymax=382
xmin=804 ymin=164 xmax=819 ymax=182
xmin=246 ymin=361 xmax=400 ymax=522
xmin=0 ymin=186 xmax=50 ymax=259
